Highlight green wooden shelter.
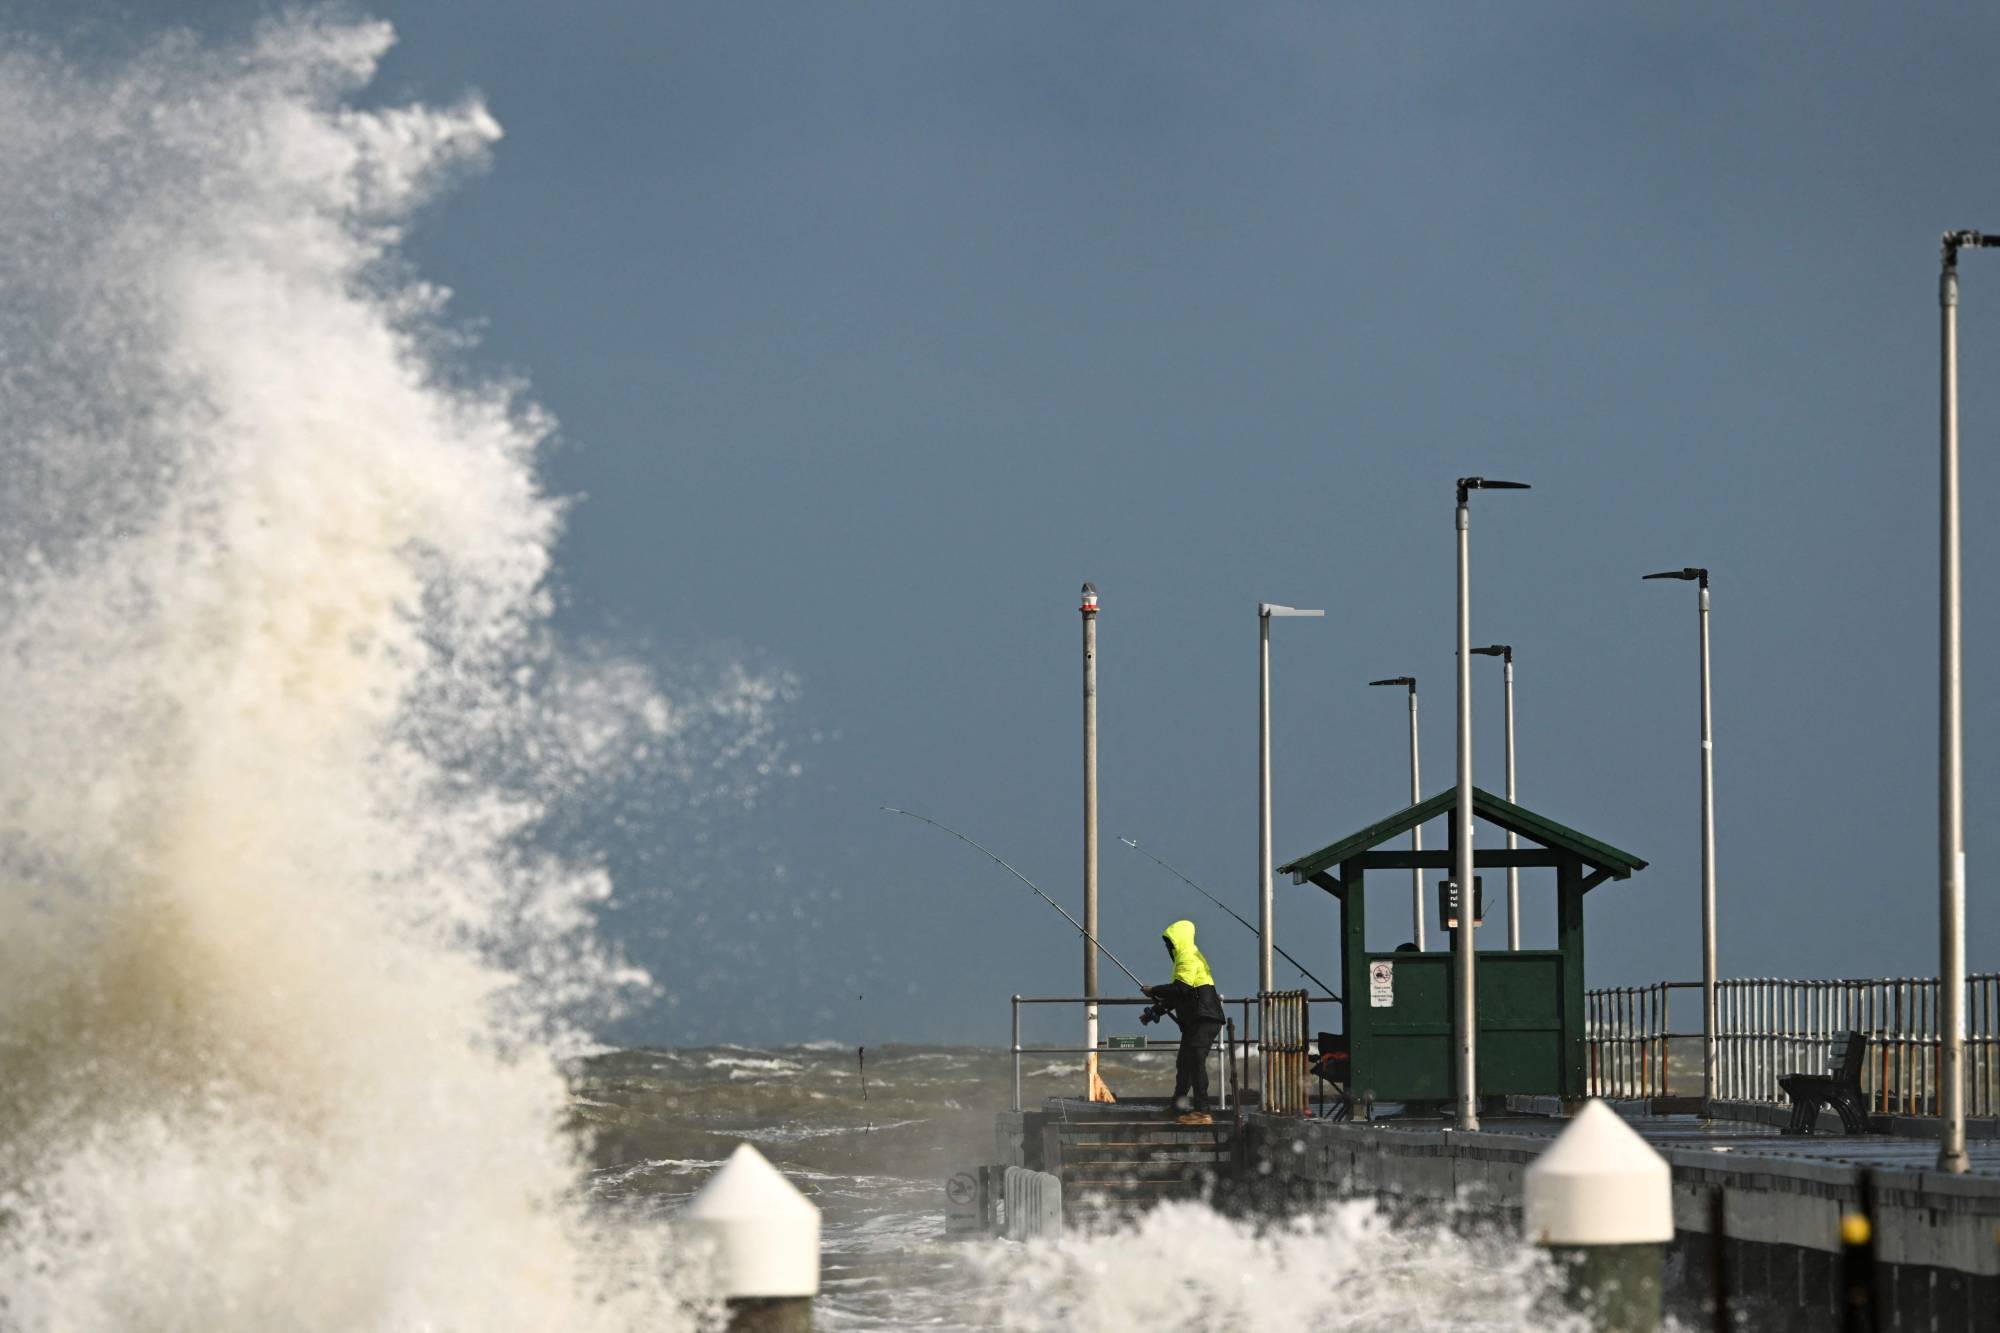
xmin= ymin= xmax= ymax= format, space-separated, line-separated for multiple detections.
xmin=1278 ymin=787 xmax=1647 ymax=1104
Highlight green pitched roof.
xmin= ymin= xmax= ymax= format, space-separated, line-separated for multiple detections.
xmin=1276 ymin=786 xmax=1648 ymax=882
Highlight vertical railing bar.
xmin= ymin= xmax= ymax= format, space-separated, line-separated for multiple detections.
xmin=1613 ymin=987 xmax=1622 ymax=1099
xmin=1012 ymin=994 xmax=1023 ymax=1113
xmin=1629 ymin=986 xmax=1638 ymax=1098
xmin=1720 ymin=976 xmax=1736 ymax=1096
xmin=1756 ymin=979 xmax=1766 ymax=1101
xmin=1926 ymin=978 xmax=1936 ymax=1117
xmin=1983 ymin=977 xmax=1993 ymax=1117
xmin=1900 ymin=980 xmax=1910 ymax=1115
xmin=1752 ymin=976 xmax=1768 ymax=1096
xmin=1889 ymin=981 xmax=1899 ymax=1115
xmin=1662 ymin=982 xmax=1673 ymax=1099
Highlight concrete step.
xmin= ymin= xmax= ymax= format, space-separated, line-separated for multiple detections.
xmin=1056 ymin=1128 xmax=1232 ymax=1141
xmin=1048 ymin=1115 xmax=1235 ymax=1224
xmin=1067 ymin=1178 xmax=1213 ymax=1196
xmin=1061 ymin=1152 xmax=1221 ymax=1170
xmin=1065 ymin=1179 xmax=1216 ymax=1197
xmin=1061 ymin=1144 xmax=1217 ymax=1152
xmin=1067 ymin=1159 xmax=1219 ymax=1176
xmin=1054 ymin=1130 xmax=1233 ymax=1147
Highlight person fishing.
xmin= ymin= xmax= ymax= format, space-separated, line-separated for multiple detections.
xmin=1140 ymin=918 xmax=1226 ymax=1121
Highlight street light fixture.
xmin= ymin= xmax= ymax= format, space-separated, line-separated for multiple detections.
xmin=1469 ymin=645 xmax=1519 ymax=950
xmin=1369 ymin=676 xmax=1425 ymax=949
xmin=1453 ymin=477 xmax=1529 ymax=1132
xmin=1935 ymin=230 xmax=1998 ymax=1172
xmin=1260 ymin=603 xmax=1324 ymax=999
xmin=1644 ymin=567 xmax=1716 ymax=1110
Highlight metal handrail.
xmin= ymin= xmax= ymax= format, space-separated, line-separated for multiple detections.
xmin=1585 ymin=974 xmax=2000 ymax=1115
xmin=1008 ymin=990 xmax=1342 ymax=1112
xmin=1009 ymin=994 xmax=1231 ymax=1112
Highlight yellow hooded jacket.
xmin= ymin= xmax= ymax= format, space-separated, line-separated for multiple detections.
xmin=1163 ymin=918 xmax=1214 ymax=987
xmin=1152 ymin=919 xmax=1225 ymax=1026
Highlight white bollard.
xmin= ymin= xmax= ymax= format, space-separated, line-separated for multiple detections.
xmin=1523 ymin=1100 xmax=1673 ymax=1332
xmin=685 ymin=1144 xmax=821 ymax=1333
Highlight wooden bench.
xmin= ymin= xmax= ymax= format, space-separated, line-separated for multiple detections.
xmin=1777 ymin=1029 xmax=1869 ymax=1135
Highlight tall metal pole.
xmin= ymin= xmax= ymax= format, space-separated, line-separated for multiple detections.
xmin=1645 ymin=567 xmax=1718 ymax=1106
xmin=1472 ymin=645 xmax=1518 ymax=948
xmin=1409 ymin=686 xmax=1425 ymax=950
xmin=1259 ymin=604 xmax=1324 ymax=1003
xmin=1504 ymin=654 xmax=1519 ymax=950
xmin=1451 ymin=480 xmax=1526 ymax=1134
xmin=1454 ymin=488 xmax=1478 ymax=1131
xmin=1259 ymin=609 xmax=1274 ymax=998
xmin=1698 ymin=579 xmax=1717 ymax=1110
xmin=1936 ymin=232 xmax=1994 ymax=1173
xmin=1081 ymin=583 xmax=1102 ymax=1100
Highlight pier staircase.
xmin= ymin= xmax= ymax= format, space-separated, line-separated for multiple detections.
xmin=1047 ymin=1111 xmax=1238 ymax=1229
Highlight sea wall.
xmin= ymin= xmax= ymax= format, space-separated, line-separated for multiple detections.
xmin=1246 ymin=1112 xmax=2000 ymax=1331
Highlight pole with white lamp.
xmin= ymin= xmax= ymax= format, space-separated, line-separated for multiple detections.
xmin=1259 ymin=603 xmax=1324 ymax=997
xmin=1643 ymin=568 xmax=1716 ymax=1112
xmin=1452 ymin=478 xmax=1528 ymax=1133
xmin=1935 ymin=230 xmax=1997 ymax=1172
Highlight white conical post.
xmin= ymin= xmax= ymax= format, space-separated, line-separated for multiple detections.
xmin=1524 ymin=1101 xmax=1673 ymax=1331
xmin=685 ymin=1144 xmax=821 ymax=1331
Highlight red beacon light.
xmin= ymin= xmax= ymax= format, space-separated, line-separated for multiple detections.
xmin=1080 ymin=582 xmax=1099 ymax=614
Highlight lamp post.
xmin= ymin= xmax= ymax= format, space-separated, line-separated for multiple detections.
xmin=1936 ymin=230 xmax=1997 ymax=1173
xmin=1643 ymin=568 xmax=1715 ymax=1110
xmin=1470 ymin=645 xmax=1518 ymax=950
xmin=1369 ymin=676 xmax=1425 ymax=949
xmin=1454 ymin=478 xmax=1528 ymax=1133
xmin=1260 ymin=603 xmax=1324 ymax=997
xmin=1080 ymin=583 xmax=1106 ymax=1102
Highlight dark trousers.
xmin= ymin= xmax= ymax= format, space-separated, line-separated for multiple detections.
xmin=1173 ymin=1018 xmax=1223 ymax=1107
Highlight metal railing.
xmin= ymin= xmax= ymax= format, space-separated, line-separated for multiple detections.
xmin=1586 ymin=981 xmax=1698 ymax=1099
xmin=1008 ymin=995 xmax=1231 ymax=1112
xmin=1585 ymin=973 xmax=2000 ymax=1115
xmin=1260 ymin=990 xmax=1312 ymax=1115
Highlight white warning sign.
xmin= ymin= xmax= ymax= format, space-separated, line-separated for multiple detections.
xmin=1369 ymin=960 xmax=1394 ymax=1008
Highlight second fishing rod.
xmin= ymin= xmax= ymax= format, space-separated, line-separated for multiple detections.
xmin=1119 ymin=836 xmax=1341 ymax=1002
xmin=881 ymin=806 xmax=1149 ymax=989
xmin=884 ymin=805 xmax=1338 ymax=1003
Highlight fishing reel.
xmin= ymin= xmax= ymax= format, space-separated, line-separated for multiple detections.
xmin=1138 ymin=1003 xmax=1168 ymax=1026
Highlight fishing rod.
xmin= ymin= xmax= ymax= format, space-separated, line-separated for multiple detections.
xmin=881 ymin=806 xmax=1147 ymax=990
xmin=1118 ymin=835 xmax=1341 ymax=1001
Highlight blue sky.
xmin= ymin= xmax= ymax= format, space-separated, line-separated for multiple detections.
xmin=31 ymin=2 xmax=2000 ymax=1043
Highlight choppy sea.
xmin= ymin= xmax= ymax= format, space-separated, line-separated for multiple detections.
xmin=571 ymin=1045 xmax=1578 ymax=1331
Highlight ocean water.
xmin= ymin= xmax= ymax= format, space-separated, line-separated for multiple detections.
xmin=0 ymin=12 xmax=1585 ymax=1329
xmin=575 ymin=1045 xmax=1584 ymax=1332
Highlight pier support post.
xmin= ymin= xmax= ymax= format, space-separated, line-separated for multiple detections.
xmin=1524 ymin=1101 xmax=1672 ymax=1332
xmin=686 ymin=1143 xmax=821 ymax=1332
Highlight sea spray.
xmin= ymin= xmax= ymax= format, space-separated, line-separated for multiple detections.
xmin=0 ymin=12 xmax=777 ymax=1328
xmin=965 ymin=1199 xmax=1583 ymax=1332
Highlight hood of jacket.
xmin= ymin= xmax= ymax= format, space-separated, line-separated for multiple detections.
xmin=1162 ymin=919 xmax=1214 ymax=988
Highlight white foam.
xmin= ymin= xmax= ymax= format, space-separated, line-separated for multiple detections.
xmin=963 ymin=1200 xmax=1577 ymax=1331
xmin=0 ymin=14 xmax=785 ymax=1329
xmin=706 ymin=1055 xmax=804 ymax=1076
